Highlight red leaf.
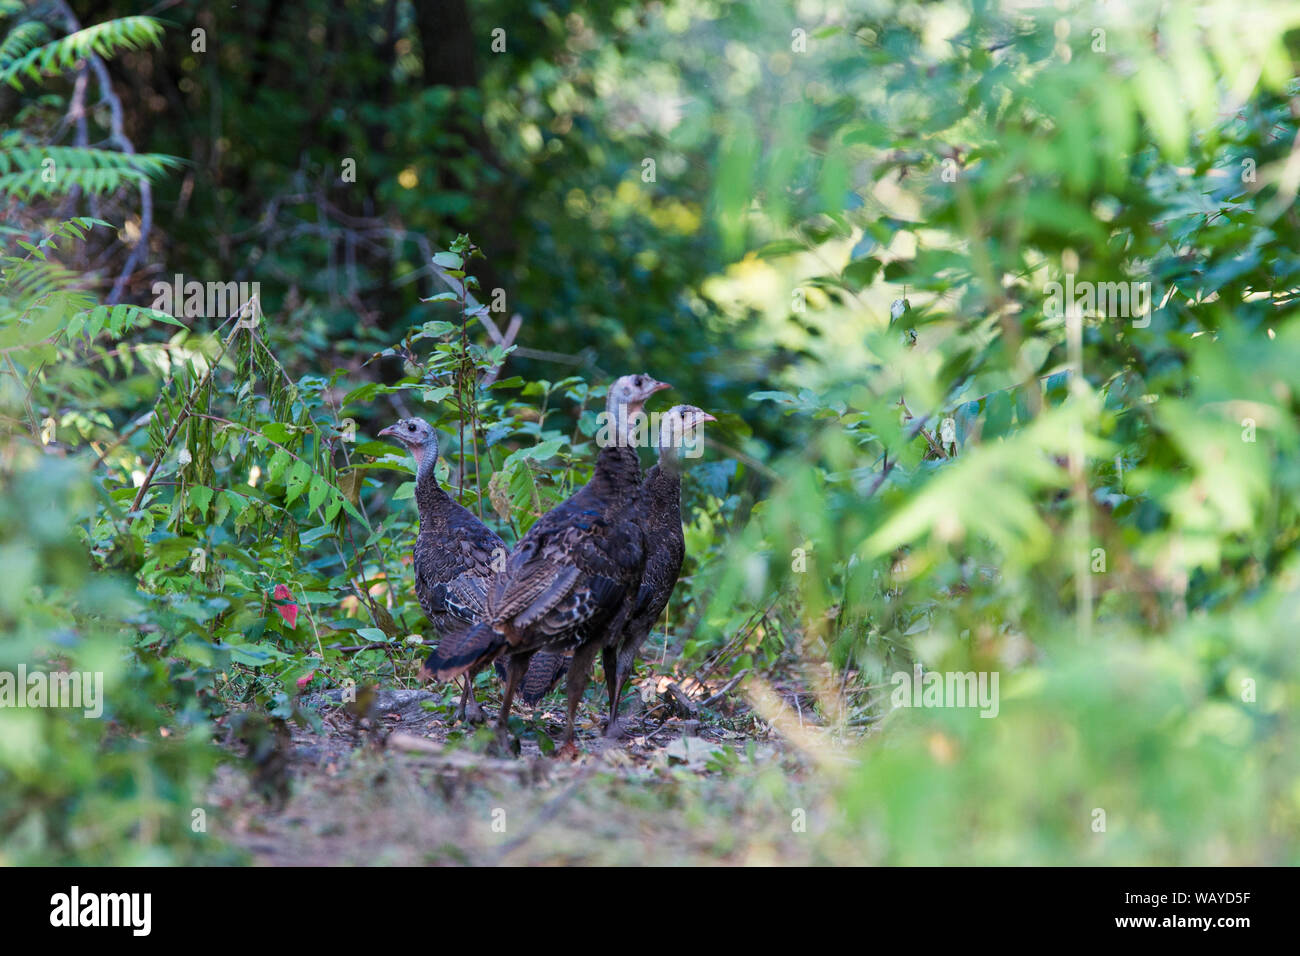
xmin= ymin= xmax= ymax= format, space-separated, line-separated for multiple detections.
xmin=272 ymin=583 xmax=299 ymax=629
xmin=277 ymin=602 xmax=299 ymax=629
xmin=296 ymin=670 xmax=316 ymax=690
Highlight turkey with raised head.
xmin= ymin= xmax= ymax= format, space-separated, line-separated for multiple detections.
xmin=602 ymin=403 xmax=715 ymax=737
xmin=378 ymin=417 xmax=503 ymax=724
xmin=425 ymin=373 xmax=670 ymax=751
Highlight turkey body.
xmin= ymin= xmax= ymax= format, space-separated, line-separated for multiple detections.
xmin=424 ymin=372 xmax=669 ymax=749
xmin=411 ymin=476 xmax=504 ymax=638
xmin=428 ymin=443 xmax=649 ymax=747
xmin=602 ymin=459 xmax=686 ymax=733
xmin=384 ymin=416 xmax=580 ymax=722
xmin=430 ymin=444 xmax=645 ymax=675
xmin=380 ymin=417 xmax=505 ymax=723
xmin=409 ymin=460 xmax=576 ymax=719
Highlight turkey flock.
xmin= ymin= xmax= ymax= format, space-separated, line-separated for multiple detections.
xmin=379 ymin=374 xmax=715 ymax=755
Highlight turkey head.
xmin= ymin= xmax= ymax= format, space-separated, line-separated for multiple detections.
xmin=378 ymin=417 xmax=439 ymax=473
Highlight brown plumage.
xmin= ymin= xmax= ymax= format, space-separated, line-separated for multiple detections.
xmin=425 ymin=373 xmax=670 ymax=749
xmin=379 ymin=418 xmax=503 ymax=723
xmin=602 ymin=404 xmax=715 ymax=736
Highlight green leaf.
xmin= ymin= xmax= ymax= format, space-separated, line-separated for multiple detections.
xmin=284 ymin=460 xmax=311 ymax=505
xmin=307 ymin=474 xmax=329 ymax=513
xmin=187 ymin=484 xmax=213 ymax=519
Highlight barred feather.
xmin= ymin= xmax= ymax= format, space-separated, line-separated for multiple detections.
xmin=494 ymin=650 xmax=570 ymax=706
xmin=423 ymin=621 xmax=504 ymax=681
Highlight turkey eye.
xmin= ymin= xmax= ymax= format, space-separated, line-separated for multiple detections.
xmin=406 ymin=423 xmax=415 ymax=432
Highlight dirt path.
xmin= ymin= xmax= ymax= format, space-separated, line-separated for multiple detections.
xmin=206 ymin=683 xmax=836 ymax=865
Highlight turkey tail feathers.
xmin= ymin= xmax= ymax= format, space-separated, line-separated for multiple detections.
xmin=519 ymin=651 xmax=570 ymax=705
xmin=492 ymin=650 xmax=570 ymax=706
xmin=423 ymin=621 xmax=505 ymax=681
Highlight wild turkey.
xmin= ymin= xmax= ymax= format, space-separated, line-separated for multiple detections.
xmin=378 ymin=417 xmax=503 ymax=723
xmin=602 ymin=403 xmax=715 ymax=737
xmin=425 ymin=373 xmax=670 ymax=750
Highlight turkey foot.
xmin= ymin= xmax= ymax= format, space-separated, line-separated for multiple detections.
xmin=452 ymin=676 xmax=486 ymax=725
xmin=556 ymin=739 xmax=582 ymax=760
xmin=486 ymin=726 xmax=520 ymax=759
xmin=454 ymin=697 xmax=486 ymax=725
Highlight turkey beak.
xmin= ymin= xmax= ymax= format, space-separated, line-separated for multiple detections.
xmin=684 ymin=411 xmax=716 ymax=432
xmin=648 ymin=379 xmax=671 ymax=396
xmin=377 ymin=424 xmax=401 ymax=442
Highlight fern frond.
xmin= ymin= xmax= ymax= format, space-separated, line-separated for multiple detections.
xmin=0 ymin=288 xmax=94 ymax=351
xmin=0 ymin=19 xmax=48 ymax=71
xmin=0 ymin=16 xmax=164 ymax=91
xmin=2 ymin=215 xmax=107 ymax=255
xmin=0 ymin=255 xmax=80 ymax=302
xmin=0 ymin=220 xmax=107 ymax=353
xmin=69 ymin=303 xmax=185 ymax=341
xmin=0 ymin=147 xmax=181 ymax=198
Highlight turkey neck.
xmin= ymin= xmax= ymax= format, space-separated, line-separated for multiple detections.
xmin=412 ymin=442 xmax=450 ymax=518
xmin=648 ymin=434 xmax=684 ymax=510
xmin=589 ymin=444 xmax=642 ymax=507
xmin=589 ymin=397 xmax=645 ymax=505
xmin=657 ymin=438 xmax=686 ymax=477
xmin=645 ymin=459 xmax=682 ymax=515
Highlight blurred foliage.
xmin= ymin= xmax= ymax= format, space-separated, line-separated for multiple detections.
xmin=1 ymin=0 xmax=1299 ymax=863
xmin=697 ymin=0 xmax=1300 ymax=863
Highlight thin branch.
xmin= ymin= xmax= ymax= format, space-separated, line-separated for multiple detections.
xmin=53 ymin=0 xmax=153 ymax=304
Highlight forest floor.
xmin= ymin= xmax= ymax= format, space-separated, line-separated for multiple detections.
xmin=207 ymin=673 xmax=859 ymax=865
